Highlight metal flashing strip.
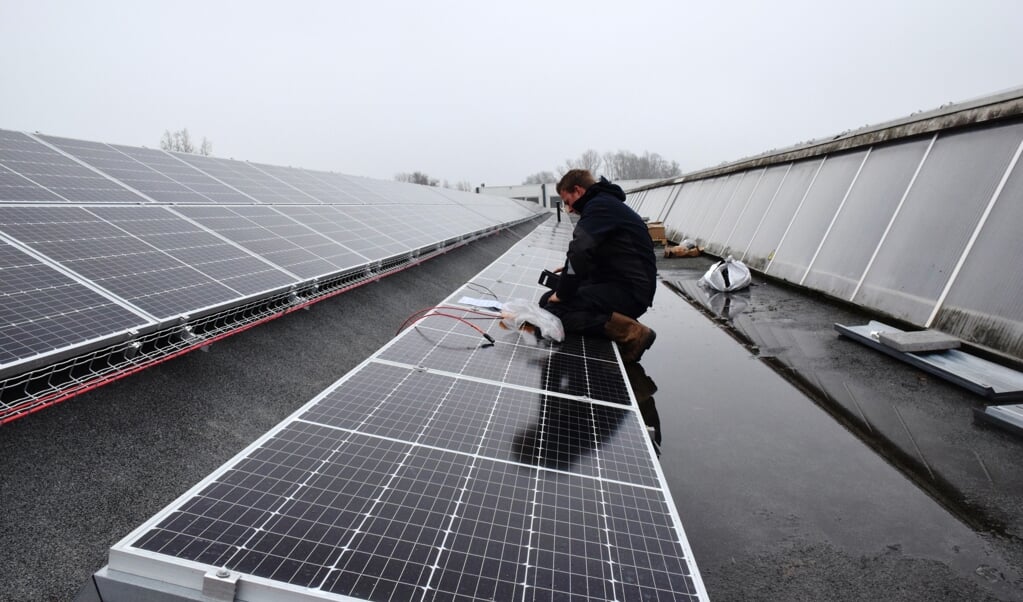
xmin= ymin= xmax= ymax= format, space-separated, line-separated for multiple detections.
xmin=974 ymin=404 xmax=1023 ymax=436
xmin=835 ymin=321 xmax=1023 ymax=402
xmin=103 ymin=218 xmax=708 ymax=602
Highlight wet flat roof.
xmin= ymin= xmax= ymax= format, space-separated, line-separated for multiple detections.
xmin=652 ymin=253 xmax=1022 ymax=599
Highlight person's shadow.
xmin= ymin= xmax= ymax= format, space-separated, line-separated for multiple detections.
xmin=513 ymin=344 xmax=660 ymax=468
xmin=626 ymin=362 xmax=661 ymax=455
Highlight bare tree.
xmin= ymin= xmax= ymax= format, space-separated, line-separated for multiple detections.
xmin=160 ymin=128 xmax=209 ymax=156
xmin=454 ymin=180 xmax=473 ymax=192
xmin=622 ymin=151 xmax=680 ymax=179
xmin=395 ymin=172 xmax=439 ymax=186
xmin=522 ymin=171 xmax=556 ymax=185
xmin=175 ymin=129 xmax=194 ymax=153
xmin=560 ymin=149 xmax=681 ymax=180
xmin=559 ymin=149 xmax=603 ymax=176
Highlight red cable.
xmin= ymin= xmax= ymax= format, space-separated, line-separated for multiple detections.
xmin=396 ymin=305 xmax=500 ymax=334
xmin=397 ymin=306 xmax=500 ymax=344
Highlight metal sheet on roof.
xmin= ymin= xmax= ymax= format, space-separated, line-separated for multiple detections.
xmin=975 ymin=404 xmax=1023 ymax=436
xmin=835 ymin=321 xmax=1023 ymax=401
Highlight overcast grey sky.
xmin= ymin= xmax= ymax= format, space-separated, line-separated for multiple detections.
xmin=2 ymin=0 xmax=1021 ymax=186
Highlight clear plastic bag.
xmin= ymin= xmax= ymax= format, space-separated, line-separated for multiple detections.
xmin=500 ymin=299 xmax=565 ymax=344
xmin=699 ymin=255 xmax=751 ymax=292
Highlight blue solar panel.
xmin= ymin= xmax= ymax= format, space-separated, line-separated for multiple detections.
xmin=0 ymin=126 xmax=544 ymax=434
xmin=0 ymin=238 xmax=149 ymax=369
xmin=40 ymin=134 xmax=215 ymax=205
xmin=174 ymin=153 xmax=321 ymax=205
xmin=89 ymin=206 xmax=298 ymax=296
xmin=178 ymin=205 xmax=367 ymax=279
xmin=110 ymin=145 xmax=254 ymax=204
xmin=0 ymin=162 xmax=68 ymax=203
xmin=110 ymin=218 xmax=706 ymax=602
xmin=250 ymin=163 xmax=365 ymax=204
xmin=276 ymin=205 xmax=402 ymax=261
xmin=0 ymin=206 xmax=243 ymax=319
xmin=0 ymin=130 xmax=145 ymax=204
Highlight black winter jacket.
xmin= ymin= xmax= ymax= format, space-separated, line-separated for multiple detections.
xmin=556 ymin=180 xmax=657 ymax=306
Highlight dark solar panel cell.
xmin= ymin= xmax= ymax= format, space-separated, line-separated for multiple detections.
xmin=379 ymin=324 xmax=630 ymax=404
xmin=111 ymin=145 xmax=253 ymax=204
xmin=175 ymin=153 xmax=316 ymax=205
xmin=0 ymin=163 xmax=68 ymax=202
xmin=320 ymin=446 xmax=472 ymax=598
xmin=302 ymin=363 xmax=433 ymax=432
xmin=429 ymin=458 xmax=532 ymax=601
xmin=251 ymin=163 xmax=363 ymax=204
xmin=276 ymin=205 xmax=394 ymax=262
xmin=531 ymin=472 xmax=613 ymax=600
xmin=0 ymin=130 xmax=145 ymax=204
xmin=0 ymin=206 xmax=241 ymax=319
xmin=0 ymin=241 xmax=148 ymax=365
xmin=39 ymin=134 xmax=216 ymax=204
xmin=604 ymin=481 xmax=702 ymax=601
xmin=88 ymin=206 xmax=296 ymax=295
xmin=323 ymin=174 xmax=393 ymax=205
xmin=177 ymin=205 xmax=353 ymax=279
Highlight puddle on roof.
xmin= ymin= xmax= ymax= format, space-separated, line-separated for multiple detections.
xmin=623 ymin=279 xmax=1021 ymax=598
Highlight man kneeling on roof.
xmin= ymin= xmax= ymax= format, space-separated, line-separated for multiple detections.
xmin=540 ymin=169 xmax=657 ymax=362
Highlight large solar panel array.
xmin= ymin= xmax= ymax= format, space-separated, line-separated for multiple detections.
xmin=103 ymin=217 xmax=707 ymax=601
xmin=0 ymin=129 xmax=542 ymax=422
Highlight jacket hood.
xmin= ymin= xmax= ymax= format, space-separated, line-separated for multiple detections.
xmin=574 ymin=177 xmax=626 ymax=213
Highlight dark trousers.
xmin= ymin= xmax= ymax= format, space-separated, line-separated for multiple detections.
xmin=540 ymin=283 xmax=649 ymax=337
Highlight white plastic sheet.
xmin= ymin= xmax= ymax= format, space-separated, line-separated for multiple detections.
xmin=499 ymin=299 xmax=565 ymax=344
xmin=699 ymin=256 xmax=751 ymax=292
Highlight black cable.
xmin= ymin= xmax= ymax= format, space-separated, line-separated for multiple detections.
xmin=466 ymin=282 xmax=499 ymax=300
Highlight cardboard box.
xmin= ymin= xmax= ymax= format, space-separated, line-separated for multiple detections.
xmin=664 ymin=245 xmax=701 ymax=258
xmin=647 ymin=222 xmax=666 ymax=244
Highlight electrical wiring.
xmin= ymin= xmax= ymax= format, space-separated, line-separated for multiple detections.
xmin=466 ymin=282 xmax=499 ymax=300
xmin=396 ymin=305 xmax=503 ymax=346
xmin=396 ymin=304 xmax=501 ymax=332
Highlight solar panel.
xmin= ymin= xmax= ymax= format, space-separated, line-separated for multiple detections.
xmin=0 ymin=237 xmax=150 ymax=370
xmin=339 ymin=205 xmax=441 ymax=251
xmin=425 ymin=203 xmax=496 ymax=235
xmin=106 ymin=217 xmax=707 ymax=602
xmin=0 ymin=126 xmax=545 ymax=425
xmin=358 ymin=178 xmax=456 ymax=206
xmin=0 ymin=130 xmax=145 ymax=204
xmin=0 ymin=162 xmax=69 ymax=203
xmin=276 ymin=205 xmax=406 ymax=261
xmin=110 ymin=144 xmax=254 ymax=204
xmin=251 ymin=163 xmax=366 ymax=205
xmin=88 ymin=206 xmax=299 ymax=296
xmin=39 ymin=134 xmax=215 ymax=205
xmin=177 ymin=205 xmax=366 ymax=279
xmin=174 ymin=153 xmax=322 ymax=205
xmin=430 ymin=186 xmax=542 ymax=225
xmin=402 ymin=204 xmax=495 ymax=244
xmin=0 ymin=205 xmax=243 ymax=320
xmin=318 ymin=173 xmax=395 ymax=205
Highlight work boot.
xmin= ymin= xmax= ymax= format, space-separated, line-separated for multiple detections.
xmin=603 ymin=312 xmax=656 ymax=363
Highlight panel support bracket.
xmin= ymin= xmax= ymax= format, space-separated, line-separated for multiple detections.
xmin=202 ymin=569 xmax=239 ymax=601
